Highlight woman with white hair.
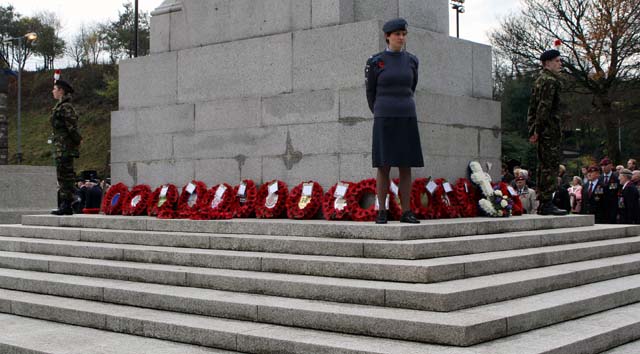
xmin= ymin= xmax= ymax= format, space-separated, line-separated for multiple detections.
xmin=567 ymin=176 xmax=583 ymax=214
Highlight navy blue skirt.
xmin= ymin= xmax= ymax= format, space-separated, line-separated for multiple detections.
xmin=372 ymin=116 xmax=424 ymax=168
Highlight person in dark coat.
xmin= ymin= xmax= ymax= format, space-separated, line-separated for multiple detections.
xmin=598 ymin=157 xmax=620 ymax=224
xmin=581 ymin=166 xmax=606 ymax=223
xmin=618 ymin=169 xmax=639 ymax=224
xmin=365 ymin=18 xmax=422 ymax=224
xmin=553 ymin=177 xmax=571 ymax=213
xmin=84 ymin=179 xmax=103 ymax=211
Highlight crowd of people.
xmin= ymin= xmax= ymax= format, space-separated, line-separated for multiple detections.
xmin=502 ymin=158 xmax=640 ymax=224
xmin=69 ymin=175 xmax=110 ymax=214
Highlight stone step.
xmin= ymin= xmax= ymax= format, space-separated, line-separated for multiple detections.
xmin=1 ymin=250 xmax=639 ymax=312
xmin=21 ymin=214 xmax=594 ymax=240
xmin=0 ymin=314 xmax=237 ymax=354
xmin=601 ymin=339 xmax=640 ymax=354
xmin=1 ymin=267 xmax=640 ymax=346
xmin=0 ymin=235 xmax=639 ymax=283
xmin=0 ymin=224 xmax=636 ymax=260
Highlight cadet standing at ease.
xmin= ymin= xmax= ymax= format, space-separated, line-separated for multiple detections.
xmin=527 ymin=46 xmax=567 ymax=216
xmin=50 ymin=75 xmax=82 ymax=215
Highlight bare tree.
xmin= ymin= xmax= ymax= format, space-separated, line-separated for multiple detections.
xmin=65 ymin=30 xmax=86 ymax=68
xmin=490 ymin=0 xmax=640 ymax=162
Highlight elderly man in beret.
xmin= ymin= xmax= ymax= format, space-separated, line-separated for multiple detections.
xmin=581 ymin=166 xmax=606 ymax=223
xmin=599 ymin=157 xmax=620 ymax=224
xmin=618 ymin=169 xmax=639 ymax=224
xmin=527 ymin=47 xmax=567 ymax=215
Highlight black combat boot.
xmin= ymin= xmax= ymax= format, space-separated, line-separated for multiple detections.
xmin=400 ymin=210 xmax=420 ymax=223
xmin=51 ymin=200 xmax=73 ymax=216
xmin=539 ymin=202 xmax=568 ymax=216
xmin=375 ymin=210 xmax=388 ymax=224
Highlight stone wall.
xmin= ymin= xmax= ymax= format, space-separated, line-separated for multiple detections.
xmin=112 ymin=0 xmax=500 ymax=189
xmin=0 ymin=166 xmax=57 ymax=223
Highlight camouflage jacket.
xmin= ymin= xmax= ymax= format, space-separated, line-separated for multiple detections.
xmin=526 ymin=69 xmax=562 ymax=139
xmin=51 ymin=94 xmax=82 ymax=157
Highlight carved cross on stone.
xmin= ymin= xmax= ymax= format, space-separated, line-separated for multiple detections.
xmin=281 ymin=130 xmax=302 ymax=171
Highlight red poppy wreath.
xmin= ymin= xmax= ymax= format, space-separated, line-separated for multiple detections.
xmin=454 ymin=178 xmax=478 ymax=217
xmin=148 ymin=184 xmax=179 ymax=219
xmin=101 ymin=182 xmax=129 ymax=215
xmin=191 ymin=183 xmax=236 ymax=220
xmin=322 ymin=181 xmax=353 ymax=221
xmin=346 ymin=178 xmax=401 ymax=222
xmin=176 ymin=180 xmax=209 ymax=219
xmin=410 ymin=178 xmax=435 ymax=219
xmin=255 ymin=180 xmax=289 ymax=219
xmin=287 ymin=181 xmax=323 ymax=220
xmin=122 ymin=184 xmax=152 ymax=216
xmin=430 ymin=178 xmax=461 ymax=219
xmin=233 ymin=179 xmax=257 ymax=218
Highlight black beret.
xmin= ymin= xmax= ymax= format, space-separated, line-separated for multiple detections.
xmin=382 ymin=18 xmax=408 ymax=33
xmin=54 ymin=79 xmax=74 ymax=94
xmin=540 ymin=49 xmax=561 ymax=62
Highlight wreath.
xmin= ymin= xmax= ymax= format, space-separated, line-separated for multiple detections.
xmin=122 ymin=184 xmax=152 ymax=216
xmin=286 ymin=181 xmax=323 ymax=219
xmin=191 ymin=183 xmax=236 ymax=220
xmin=497 ymin=182 xmax=523 ymax=216
xmin=255 ymin=180 xmax=289 ymax=218
xmin=454 ymin=178 xmax=478 ymax=217
xmin=346 ymin=178 xmax=402 ymax=222
xmin=100 ymin=183 xmax=129 ymax=215
xmin=431 ymin=178 xmax=461 ymax=219
xmin=322 ymin=181 xmax=353 ymax=221
xmin=176 ymin=180 xmax=209 ymax=219
xmin=148 ymin=184 xmax=179 ymax=219
xmin=233 ymin=179 xmax=257 ymax=218
xmin=410 ymin=178 xmax=435 ymax=219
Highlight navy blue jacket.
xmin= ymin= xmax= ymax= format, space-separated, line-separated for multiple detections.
xmin=365 ymin=50 xmax=419 ymax=117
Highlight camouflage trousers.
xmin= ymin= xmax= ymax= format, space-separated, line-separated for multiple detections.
xmin=536 ymin=134 xmax=560 ymax=205
xmin=56 ymin=155 xmax=75 ymax=205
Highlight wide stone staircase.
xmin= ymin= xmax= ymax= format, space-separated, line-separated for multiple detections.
xmin=1 ymin=214 xmax=640 ymax=353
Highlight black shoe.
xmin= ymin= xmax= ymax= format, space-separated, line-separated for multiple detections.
xmin=539 ymin=202 xmax=568 ymax=216
xmin=400 ymin=210 xmax=420 ymax=224
xmin=51 ymin=201 xmax=73 ymax=216
xmin=375 ymin=210 xmax=388 ymax=224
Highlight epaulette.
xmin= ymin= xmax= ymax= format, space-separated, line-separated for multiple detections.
xmin=366 ymin=51 xmax=385 ymax=65
xmin=407 ymin=52 xmax=419 ymax=65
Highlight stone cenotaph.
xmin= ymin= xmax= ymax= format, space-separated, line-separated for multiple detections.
xmin=112 ymin=0 xmax=500 ymax=188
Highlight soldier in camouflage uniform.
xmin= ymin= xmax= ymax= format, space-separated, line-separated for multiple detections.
xmin=526 ymin=49 xmax=567 ymax=216
xmin=50 ymin=79 xmax=82 ymax=215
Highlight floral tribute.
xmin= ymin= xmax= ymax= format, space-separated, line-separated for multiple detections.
xmin=147 ymin=184 xmax=179 ymax=218
xmin=431 ymin=178 xmax=461 ymax=219
xmin=469 ymin=161 xmax=513 ymax=217
xmin=122 ymin=184 xmax=152 ymax=216
xmin=454 ymin=178 xmax=479 ymax=217
xmin=410 ymin=178 xmax=435 ymax=219
xmin=101 ymin=183 xmax=129 ymax=215
xmin=286 ymin=181 xmax=323 ymax=219
xmin=176 ymin=180 xmax=209 ymax=219
xmin=233 ymin=180 xmax=257 ymax=218
xmin=346 ymin=178 xmax=401 ymax=222
xmin=191 ymin=183 xmax=236 ymax=220
xmin=255 ymin=180 xmax=289 ymax=218
xmin=496 ymin=182 xmax=524 ymax=216
xmin=322 ymin=181 xmax=353 ymax=221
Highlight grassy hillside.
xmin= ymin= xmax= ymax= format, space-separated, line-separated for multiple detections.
xmin=5 ymin=65 xmax=116 ymax=178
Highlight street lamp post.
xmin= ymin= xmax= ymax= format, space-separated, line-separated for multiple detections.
xmin=134 ymin=0 xmax=139 ymax=57
xmin=3 ymin=32 xmax=37 ymax=164
xmin=451 ymin=0 xmax=465 ymax=39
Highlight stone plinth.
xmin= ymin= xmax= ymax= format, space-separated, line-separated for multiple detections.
xmin=113 ymin=0 xmax=500 ymax=188
xmin=0 ymin=166 xmax=56 ymax=223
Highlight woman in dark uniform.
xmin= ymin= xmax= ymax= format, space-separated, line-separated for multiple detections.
xmin=365 ymin=18 xmax=423 ymax=224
